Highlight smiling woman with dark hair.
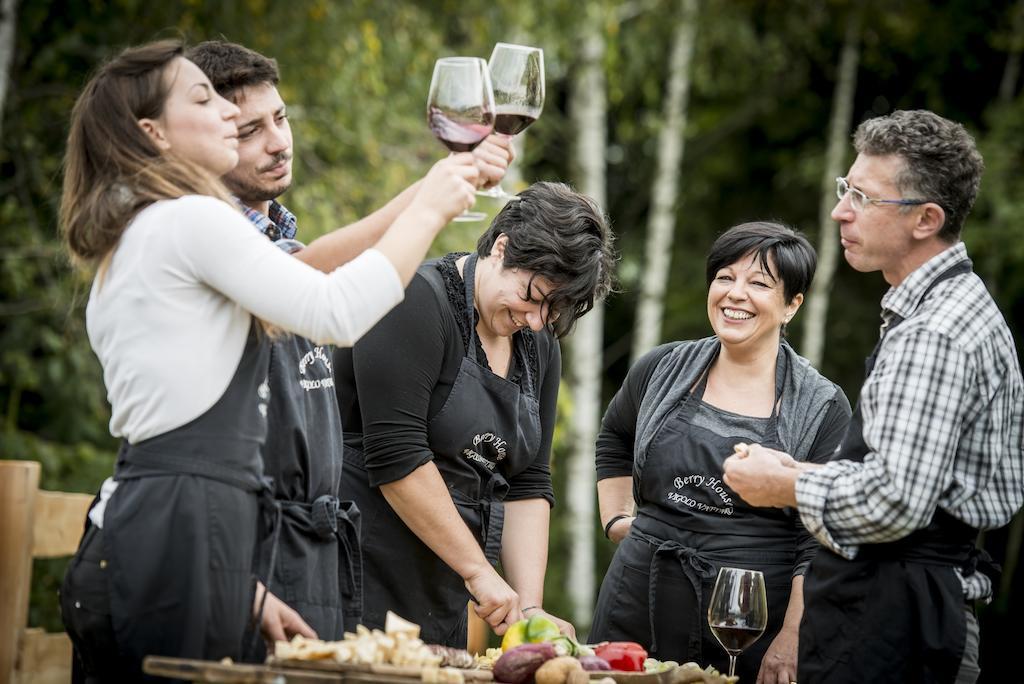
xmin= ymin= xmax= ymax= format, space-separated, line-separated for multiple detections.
xmin=334 ymin=181 xmax=616 ymax=647
xmin=590 ymin=221 xmax=851 ymax=684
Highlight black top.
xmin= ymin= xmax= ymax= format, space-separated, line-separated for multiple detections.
xmin=335 ymin=254 xmax=559 ymax=503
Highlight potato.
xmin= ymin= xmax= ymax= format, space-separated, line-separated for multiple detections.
xmin=534 ymin=656 xmax=584 ymax=684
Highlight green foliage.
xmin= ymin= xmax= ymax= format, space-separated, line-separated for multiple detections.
xmin=2 ymin=1 xmax=1022 ymax=672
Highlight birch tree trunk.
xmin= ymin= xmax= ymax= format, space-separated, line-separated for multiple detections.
xmin=631 ymin=0 xmax=699 ymax=363
xmin=800 ymin=8 xmax=861 ymax=366
xmin=998 ymin=0 xmax=1024 ymax=103
xmin=0 ymin=0 xmax=17 ymax=144
xmin=565 ymin=4 xmax=608 ymax=633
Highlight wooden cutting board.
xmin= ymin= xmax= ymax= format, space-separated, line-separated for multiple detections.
xmin=144 ymin=656 xmax=495 ymax=683
xmin=143 ymin=656 xmax=339 ymax=682
xmin=266 ymin=657 xmax=494 ymax=682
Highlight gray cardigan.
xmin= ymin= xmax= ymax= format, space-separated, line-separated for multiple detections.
xmin=635 ymin=336 xmax=842 ymax=477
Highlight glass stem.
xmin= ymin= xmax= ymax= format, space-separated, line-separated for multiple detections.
xmin=728 ymin=655 xmax=737 ymax=678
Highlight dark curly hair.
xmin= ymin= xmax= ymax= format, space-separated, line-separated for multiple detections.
xmin=853 ymin=110 xmax=984 ymax=242
xmin=476 ymin=181 xmax=617 ymax=338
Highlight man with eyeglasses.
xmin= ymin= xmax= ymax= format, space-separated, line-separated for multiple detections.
xmin=723 ymin=109 xmax=1023 ymax=683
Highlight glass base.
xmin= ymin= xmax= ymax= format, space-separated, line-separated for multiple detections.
xmin=476 ymin=184 xmax=520 ymax=202
xmin=452 ymin=210 xmax=489 ymax=222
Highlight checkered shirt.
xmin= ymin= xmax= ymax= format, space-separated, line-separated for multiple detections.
xmin=239 ymin=199 xmax=297 ymax=241
xmin=796 ymin=241 xmax=1024 ymax=600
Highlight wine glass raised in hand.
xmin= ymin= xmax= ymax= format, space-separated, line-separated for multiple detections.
xmin=427 ymin=57 xmax=495 ymax=222
xmin=478 ymin=43 xmax=544 ymax=202
xmin=707 ymin=567 xmax=768 ymax=678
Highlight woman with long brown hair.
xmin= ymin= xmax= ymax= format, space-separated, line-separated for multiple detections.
xmin=58 ymin=40 xmax=477 ymax=681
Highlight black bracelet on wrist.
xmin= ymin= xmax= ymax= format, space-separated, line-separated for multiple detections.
xmin=603 ymin=514 xmax=630 ymax=539
xmin=522 ymin=605 xmax=541 ymax=613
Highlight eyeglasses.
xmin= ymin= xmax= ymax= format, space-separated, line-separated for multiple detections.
xmin=835 ymin=177 xmax=929 ymax=212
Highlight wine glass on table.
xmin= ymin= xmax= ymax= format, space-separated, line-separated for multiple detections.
xmin=478 ymin=43 xmax=545 ymax=202
xmin=427 ymin=57 xmax=495 ymax=222
xmin=707 ymin=567 xmax=768 ymax=678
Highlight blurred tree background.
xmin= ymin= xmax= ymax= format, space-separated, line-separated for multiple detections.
xmin=1 ymin=0 xmax=1021 ymax=679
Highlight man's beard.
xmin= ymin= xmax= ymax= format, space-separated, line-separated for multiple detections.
xmin=225 ymin=176 xmax=291 ymax=204
xmin=225 ymin=153 xmax=292 ymax=204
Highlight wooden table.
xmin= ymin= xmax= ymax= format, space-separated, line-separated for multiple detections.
xmin=142 ymin=656 xmax=495 ymax=684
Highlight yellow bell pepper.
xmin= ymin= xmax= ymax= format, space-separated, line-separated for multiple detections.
xmin=500 ymin=614 xmax=563 ymax=651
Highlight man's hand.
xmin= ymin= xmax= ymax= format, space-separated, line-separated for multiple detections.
xmin=254 ymin=582 xmax=316 ymax=651
xmin=473 ymin=135 xmax=515 ymax=190
xmin=723 ymin=443 xmax=800 ymax=508
xmin=524 ymin=607 xmax=577 ymax=640
xmin=756 ymin=625 xmax=798 ymax=684
xmin=466 ymin=565 xmax=522 ymax=635
xmin=412 ymin=153 xmax=480 ymax=225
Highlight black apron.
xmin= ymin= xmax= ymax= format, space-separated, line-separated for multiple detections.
xmin=591 ymin=348 xmax=796 ymax=683
xmin=799 ymin=259 xmax=987 ymax=684
xmin=341 ymin=255 xmax=543 ymax=647
xmin=61 ymin=323 xmax=271 ymax=682
xmin=251 ymin=335 xmax=361 ymax=650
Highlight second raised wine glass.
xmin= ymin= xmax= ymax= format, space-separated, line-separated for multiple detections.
xmin=707 ymin=566 xmax=768 ymax=678
xmin=478 ymin=43 xmax=545 ymax=201
xmin=427 ymin=57 xmax=495 ymax=222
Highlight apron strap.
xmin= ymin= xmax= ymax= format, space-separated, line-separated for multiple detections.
xmin=247 ymin=489 xmax=283 ymax=660
xmin=763 ymin=346 xmax=788 ymax=445
xmin=282 ymin=495 xmax=364 ymax=616
xmin=311 ymin=494 xmax=341 ymax=539
xmin=865 ymin=259 xmax=973 ymax=377
xmin=647 ymin=539 xmax=717 ymax=655
xmin=335 ymin=500 xmax=364 ymax=623
xmin=463 ymin=254 xmax=480 ymax=364
xmin=451 ymin=488 xmax=506 ymax=566
xmin=116 ymin=439 xmax=266 ymax=493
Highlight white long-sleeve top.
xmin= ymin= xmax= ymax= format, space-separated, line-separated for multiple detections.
xmin=86 ymin=195 xmax=403 ymax=526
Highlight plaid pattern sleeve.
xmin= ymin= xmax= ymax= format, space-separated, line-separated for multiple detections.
xmin=795 ymin=244 xmax=1024 ymax=600
xmin=797 ymin=329 xmax=973 ymax=555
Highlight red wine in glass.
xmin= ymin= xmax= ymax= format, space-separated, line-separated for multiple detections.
xmin=707 ymin=567 xmax=768 ymax=678
xmin=426 ymin=57 xmax=495 ymax=221
xmin=479 ymin=43 xmax=545 ymax=201
xmin=493 ymin=110 xmax=538 ymax=137
xmin=428 ymin=106 xmax=495 ymax=152
xmin=708 ymin=623 xmax=765 ymax=655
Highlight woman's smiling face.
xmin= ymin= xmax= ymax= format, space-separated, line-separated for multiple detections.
xmin=475 ymin=234 xmax=559 ymax=339
xmin=707 ymin=251 xmax=803 ymax=352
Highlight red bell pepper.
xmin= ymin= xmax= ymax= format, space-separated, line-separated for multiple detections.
xmin=594 ymin=642 xmax=647 ymax=672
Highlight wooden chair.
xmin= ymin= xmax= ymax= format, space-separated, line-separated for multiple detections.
xmin=0 ymin=460 xmax=93 ymax=684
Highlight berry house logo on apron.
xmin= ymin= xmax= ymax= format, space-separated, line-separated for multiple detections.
xmin=463 ymin=432 xmax=508 ymax=471
xmin=667 ymin=474 xmax=735 ymax=516
xmin=298 ymin=346 xmax=335 ymax=392
xmin=257 ymin=379 xmax=271 ymax=418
